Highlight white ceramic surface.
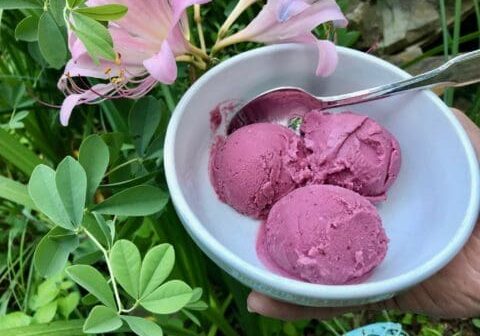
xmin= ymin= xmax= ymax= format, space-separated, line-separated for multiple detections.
xmin=164 ymin=45 xmax=480 ymax=307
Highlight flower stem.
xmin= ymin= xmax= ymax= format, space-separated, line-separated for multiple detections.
xmin=211 ymin=34 xmax=243 ymax=55
xmin=213 ymin=0 xmax=257 ymax=52
xmin=194 ymin=5 xmax=207 ymax=53
xmin=176 ymin=55 xmax=207 ymax=70
xmin=83 ymin=228 xmax=123 ymax=313
xmin=187 ymin=43 xmax=210 ymax=61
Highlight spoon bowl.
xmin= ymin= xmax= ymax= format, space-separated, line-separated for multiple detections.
xmin=227 ymin=49 xmax=480 ymax=134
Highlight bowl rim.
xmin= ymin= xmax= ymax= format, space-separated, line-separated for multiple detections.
xmin=164 ymin=44 xmax=480 ymax=300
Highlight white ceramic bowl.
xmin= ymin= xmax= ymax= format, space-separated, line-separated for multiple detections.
xmin=164 ymin=45 xmax=480 ymax=306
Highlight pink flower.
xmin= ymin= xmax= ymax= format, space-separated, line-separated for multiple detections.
xmin=215 ymin=0 xmax=347 ymax=77
xmin=58 ymin=0 xmax=209 ymax=126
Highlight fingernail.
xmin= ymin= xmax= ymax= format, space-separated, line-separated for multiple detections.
xmin=246 ymin=294 xmax=257 ymax=313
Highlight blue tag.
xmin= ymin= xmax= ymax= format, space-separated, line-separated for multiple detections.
xmin=345 ymin=322 xmax=406 ymax=336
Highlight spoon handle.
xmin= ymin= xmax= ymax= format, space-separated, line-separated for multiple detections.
xmin=320 ymin=49 xmax=480 ymax=109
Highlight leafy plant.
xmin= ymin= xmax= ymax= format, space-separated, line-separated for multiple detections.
xmin=26 ymin=133 xmax=205 ymax=334
xmin=2 ymin=0 xmax=127 ymax=69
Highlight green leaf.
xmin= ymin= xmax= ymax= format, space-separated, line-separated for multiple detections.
xmin=473 ymin=318 xmax=480 ymax=329
xmin=0 ymin=127 xmax=43 ymax=176
xmin=33 ymin=301 xmax=57 ymax=324
xmin=38 ymin=12 xmax=67 ymax=69
xmin=185 ymin=300 xmax=208 ymax=311
xmin=110 ymin=240 xmax=141 ymax=299
xmin=139 ymin=244 xmax=175 ymax=298
xmin=81 ymin=293 xmax=99 ymax=306
xmin=100 ymin=171 xmax=158 ymax=189
xmin=140 ymin=280 xmax=192 ymax=315
xmin=50 ymin=0 xmax=66 ymax=26
xmin=83 ymin=213 xmax=110 ymax=248
xmin=58 ymin=292 xmax=80 ymax=319
xmin=56 ymin=157 xmax=87 ymax=227
xmin=72 ymin=12 xmax=115 ymax=63
xmin=79 ymin=135 xmax=109 ymax=203
xmin=74 ymin=250 xmax=103 ymax=265
xmin=67 ymin=0 xmax=86 ymax=8
xmin=15 ymin=15 xmax=39 ymax=42
xmin=0 ymin=312 xmax=31 ymax=330
xmin=0 ymin=176 xmax=36 ymax=209
xmin=0 ymin=0 xmax=41 ymax=9
xmin=1 ymin=320 xmax=85 ymax=335
xmin=34 ymin=227 xmax=79 ymax=277
xmin=145 ymin=137 xmax=164 ymax=160
xmin=129 ymin=97 xmax=162 ymax=156
xmin=122 ymin=316 xmax=163 ymax=336
xmin=30 ymin=278 xmax=59 ymax=310
xmin=182 ymin=309 xmax=201 ymax=327
xmin=101 ymin=132 xmax=124 ymax=165
xmin=93 ymin=185 xmax=169 ymax=216
xmin=66 ymin=265 xmax=116 ymax=310
xmin=75 ymin=4 xmax=128 ymax=21
xmin=189 ymin=288 xmax=203 ymax=303
xmin=83 ymin=305 xmax=122 ymax=334
xmin=29 ymin=165 xmax=73 ymax=230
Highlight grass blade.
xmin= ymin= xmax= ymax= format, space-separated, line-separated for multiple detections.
xmin=0 ymin=128 xmax=42 ymax=176
xmin=2 ymin=319 xmax=85 ymax=336
xmin=474 ymin=0 xmax=480 ymax=46
xmin=0 ymin=176 xmax=35 ymax=209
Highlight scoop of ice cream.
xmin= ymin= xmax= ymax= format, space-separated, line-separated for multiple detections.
xmin=210 ymin=123 xmax=311 ymax=219
xmin=258 ymin=185 xmax=388 ymax=284
xmin=302 ymin=111 xmax=401 ymax=201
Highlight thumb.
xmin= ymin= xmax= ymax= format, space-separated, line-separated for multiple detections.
xmin=247 ymin=291 xmax=397 ymax=321
xmin=451 ymin=108 xmax=480 ymax=159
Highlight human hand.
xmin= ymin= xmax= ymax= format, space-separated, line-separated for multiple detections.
xmin=247 ymin=109 xmax=480 ymax=321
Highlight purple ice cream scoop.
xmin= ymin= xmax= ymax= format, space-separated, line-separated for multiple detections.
xmin=209 ymin=123 xmax=311 ymax=219
xmin=257 ymin=185 xmax=388 ymax=284
xmin=302 ymin=111 xmax=401 ymax=202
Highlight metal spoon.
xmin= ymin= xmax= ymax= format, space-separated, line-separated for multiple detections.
xmin=227 ymin=49 xmax=480 ymax=135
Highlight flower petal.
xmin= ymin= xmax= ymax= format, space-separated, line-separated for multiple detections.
xmin=60 ymin=84 xmax=113 ymax=126
xmin=277 ymin=0 xmax=310 ymax=22
xmin=315 ymin=39 xmax=339 ymax=77
xmin=143 ymin=41 xmax=177 ymax=84
xmin=224 ymin=0 xmax=347 ymax=44
xmin=171 ymin=0 xmax=211 ymax=26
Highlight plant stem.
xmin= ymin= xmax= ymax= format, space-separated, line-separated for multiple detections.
xmin=161 ymin=85 xmax=176 ymax=113
xmin=474 ymin=0 xmax=480 ymax=46
xmin=207 ymin=294 xmax=233 ymax=336
xmin=215 ymin=0 xmax=257 ymax=46
xmin=83 ymin=228 xmax=123 ymax=313
xmin=176 ymin=55 xmax=207 ymax=70
xmin=439 ymin=0 xmax=453 ymax=105
xmin=402 ymin=31 xmax=480 ymax=69
xmin=187 ymin=43 xmax=210 ymax=61
xmin=446 ymin=0 xmax=462 ymax=106
xmin=321 ymin=321 xmax=340 ymax=336
xmin=104 ymin=157 xmax=142 ymax=177
xmin=194 ymin=5 xmax=207 ymax=53
xmin=438 ymin=0 xmax=450 ymax=59
xmin=122 ymin=301 xmax=138 ymax=313
xmin=333 ymin=318 xmax=347 ymax=334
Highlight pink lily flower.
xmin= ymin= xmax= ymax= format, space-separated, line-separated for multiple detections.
xmin=58 ymin=0 xmax=209 ymax=126
xmin=215 ymin=0 xmax=347 ymax=77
